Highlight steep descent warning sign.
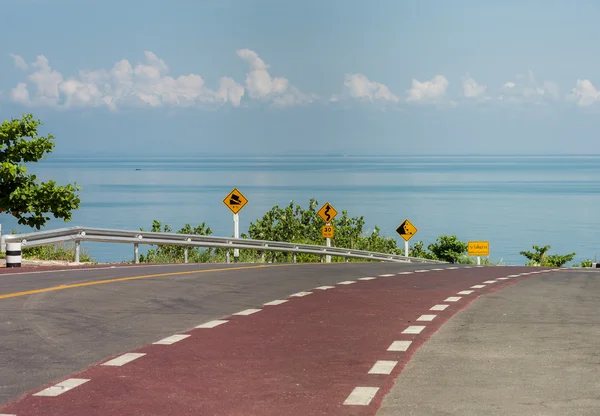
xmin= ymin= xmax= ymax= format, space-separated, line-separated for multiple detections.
xmin=223 ymin=188 xmax=248 ymax=214
xmin=395 ymin=219 xmax=418 ymax=242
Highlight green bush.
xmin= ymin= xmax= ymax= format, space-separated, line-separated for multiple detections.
xmin=519 ymin=245 xmax=576 ymax=267
xmin=22 ymin=242 xmax=94 ymax=263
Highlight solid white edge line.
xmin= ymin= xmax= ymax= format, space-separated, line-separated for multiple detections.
xmin=402 ymin=325 xmax=426 ymax=334
xmin=338 ymin=281 xmax=356 ymax=285
xmin=368 ymin=360 xmax=398 ymax=375
xmin=233 ymin=308 xmax=262 ymax=315
xmin=343 ymin=387 xmax=380 ymax=406
xmin=387 ymin=340 xmax=412 ymax=351
xmin=445 ymin=296 xmax=462 ymax=302
xmin=430 ymin=304 xmax=449 ymax=311
xmin=196 ymin=319 xmax=229 ymax=328
xmin=153 ymin=334 xmax=190 ymax=345
xmin=264 ymin=300 xmax=288 ymax=306
xmin=101 ymin=352 xmax=146 ymax=367
xmin=416 ymin=314 xmax=437 ymax=322
xmin=457 ymin=290 xmax=474 ymax=295
xmin=33 ymin=378 xmax=90 ymax=397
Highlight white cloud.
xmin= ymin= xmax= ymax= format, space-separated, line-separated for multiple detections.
xmin=462 ymin=76 xmax=487 ymax=98
xmin=236 ymin=49 xmax=314 ymax=107
xmin=342 ymin=73 xmax=399 ymax=103
xmin=567 ymin=79 xmax=600 ymax=106
xmin=406 ymin=75 xmax=449 ymax=104
xmin=498 ymin=71 xmax=560 ymax=105
xmin=9 ymin=53 xmax=29 ymax=70
xmin=9 ymin=51 xmax=245 ymax=110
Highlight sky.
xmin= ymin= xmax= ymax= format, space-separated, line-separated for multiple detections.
xmin=2 ymin=0 xmax=600 ymax=156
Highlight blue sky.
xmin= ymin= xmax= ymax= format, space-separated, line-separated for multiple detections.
xmin=2 ymin=0 xmax=600 ymax=156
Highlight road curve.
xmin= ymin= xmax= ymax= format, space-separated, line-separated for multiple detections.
xmin=377 ymin=268 xmax=600 ymax=416
xmin=0 ymin=263 xmax=559 ymax=415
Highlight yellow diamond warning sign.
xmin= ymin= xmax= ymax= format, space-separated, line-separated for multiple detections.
xmin=317 ymin=202 xmax=338 ymax=224
xmin=223 ymin=188 xmax=248 ymax=214
xmin=396 ymin=219 xmax=418 ymax=242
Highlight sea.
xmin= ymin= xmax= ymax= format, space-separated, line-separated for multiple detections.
xmin=1 ymin=155 xmax=599 ymax=266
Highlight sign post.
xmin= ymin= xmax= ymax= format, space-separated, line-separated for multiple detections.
xmin=317 ymin=202 xmax=339 ymax=263
xmin=223 ymin=188 xmax=248 ymax=263
xmin=468 ymin=241 xmax=489 ymax=265
xmin=395 ymin=219 xmax=418 ymax=257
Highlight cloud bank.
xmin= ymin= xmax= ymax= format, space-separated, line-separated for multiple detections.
xmin=6 ymin=50 xmax=598 ymax=111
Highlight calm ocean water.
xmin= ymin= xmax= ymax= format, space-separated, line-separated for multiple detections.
xmin=1 ymin=155 xmax=598 ymax=265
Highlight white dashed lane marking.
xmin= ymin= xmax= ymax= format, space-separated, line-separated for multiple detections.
xmin=314 ymin=286 xmax=335 ymax=290
xmin=447 ymin=267 xmax=458 ymax=270
xmin=507 ymin=275 xmax=520 ymax=277
xmin=33 ymin=378 xmax=90 ymax=397
xmin=358 ymin=277 xmax=376 ymax=281
xmin=368 ymin=360 xmax=398 ymax=375
xmin=338 ymin=281 xmax=356 ymax=285
xmin=445 ymin=296 xmax=462 ymax=302
xmin=387 ymin=340 xmax=412 ymax=352
xmin=101 ymin=353 xmax=146 ymax=367
xmin=457 ymin=290 xmax=474 ymax=295
xmin=233 ymin=308 xmax=262 ymax=316
xmin=196 ymin=320 xmax=228 ymax=328
xmin=430 ymin=304 xmax=449 ymax=311
xmin=264 ymin=300 xmax=288 ymax=306
xmin=470 ymin=285 xmax=486 ymax=289
xmin=415 ymin=270 xmax=428 ymax=273
xmin=431 ymin=268 xmax=444 ymax=271
xmin=379 ymin=274 xmax=395 ymax=277
xmin=416 ymin=314 xmax=437 ymax=322
xmin=497 ymin=277 xmax=510 ymax=280
xmin=483 ymin=280 xmax=497 ymax=284
xmin=344 ymin=387 xmax=379 ymax=406
xmin=402 ymin=325 xmax=426 ymax=334
xmin=289 ymin=291 xmax=312 ymax=297
xmin=398 ymin=272 xmax=413 ymax=275
xmin=153 ymin=334 xmax=190 ymax=345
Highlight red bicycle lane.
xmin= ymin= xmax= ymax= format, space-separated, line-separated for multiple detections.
xmin=0 ymin=266 xmax=553 ymax=416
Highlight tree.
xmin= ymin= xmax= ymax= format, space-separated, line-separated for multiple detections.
xmin=519 ymin=244 xmax=576 ymax=267
xmin=0 ymin=114 xmax=81 ymax=229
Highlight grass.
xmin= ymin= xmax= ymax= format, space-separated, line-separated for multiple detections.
xmin=21 ymin=242 xmax=95 ymax=263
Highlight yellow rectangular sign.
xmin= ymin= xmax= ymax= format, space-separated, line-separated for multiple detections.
xmin=322 ymin=225 xmax=334 ymax=239
xmin=468 ymin=241 xmax=489 ymax=256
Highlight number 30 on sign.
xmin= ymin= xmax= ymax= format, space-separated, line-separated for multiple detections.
xmin=322 ymin=225 xmax=334 ymax=239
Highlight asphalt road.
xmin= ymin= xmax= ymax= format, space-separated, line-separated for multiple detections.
xmin=0 ymin=261 xmax=430 ymax=405
xmin=377 ymin=268 xmax=600 ymax=416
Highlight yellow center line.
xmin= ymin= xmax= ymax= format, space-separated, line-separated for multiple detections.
xmin=0 ymin=263 xmax=299 ymax=300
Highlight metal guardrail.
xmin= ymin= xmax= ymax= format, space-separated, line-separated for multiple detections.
xmin=0 ymin=226 xmax=446 ymax=265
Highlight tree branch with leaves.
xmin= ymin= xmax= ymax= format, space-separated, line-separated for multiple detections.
xmin=0 ymin=114 xmax=81 ymax=229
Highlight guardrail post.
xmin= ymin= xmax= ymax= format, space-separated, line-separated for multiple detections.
xmin=293 ymin=252 xmax=297 ymax=263
xmin=184 ymin=247 xmax=188 ymax=264
xmin=74 ymin=240 xmax=81 ymax=263
xmin=226 ymin=249 xmax=230 ymax=264
xmin=134 ymin=243 xmax=139 ymax=264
